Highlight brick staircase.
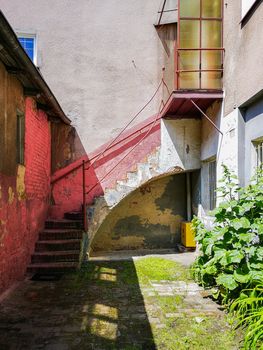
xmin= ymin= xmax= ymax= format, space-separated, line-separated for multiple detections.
xmin=27 ymin=211 xmax=83 ymax=274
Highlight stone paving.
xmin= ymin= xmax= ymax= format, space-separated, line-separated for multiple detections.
xmin=0 ymin=254 xmax=239 ymax=350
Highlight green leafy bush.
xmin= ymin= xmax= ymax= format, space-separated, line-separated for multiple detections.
xmin=230 ymin=284 xmax=263 ymax=349
xmin=192 ymin=165 xmax=263 ymax=302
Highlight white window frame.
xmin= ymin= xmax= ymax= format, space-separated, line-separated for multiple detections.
xmin=252 ymin=137 xmax=263 ymax=173
xmin=201 ymin=157 xmax=217 ymax=212
xmin=242 ymin=0 xmax=257 ymax=19
xmin=16 ymin=31 xmax=37 ymax=66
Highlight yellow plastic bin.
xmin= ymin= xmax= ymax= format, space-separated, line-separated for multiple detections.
xmin=181 ymin=222 xmax=196 ymax=248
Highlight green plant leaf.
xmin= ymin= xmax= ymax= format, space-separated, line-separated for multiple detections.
xmin=216 ymin=274 xmax=238 ymax=291
xmin=233 ymin=269 xmax=251 ymax=284
xmin=232 ymin=217 xmax=251 ymax=230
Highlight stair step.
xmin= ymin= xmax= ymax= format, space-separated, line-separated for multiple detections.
xmin=39 ymin=229 xmax=83 ymax=240
xmin=27 ymin=262 xmax=78 ymax=273
xmin=64 ymin=211 xmax=83 ymax=221
xmin=32 ymin=250 xmax=80 ymax=263
xmin=35 ymin=239 xmax=81 ymax=252
xmin=45 ymin=219 xmax=83 ymax=229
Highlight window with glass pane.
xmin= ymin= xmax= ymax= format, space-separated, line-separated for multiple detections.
xmin=201 ymin=72 xmax=222 ymax=89
xmin=177 ymin=0 xmax=223 ymax=90
xmin=18 ymin=36 xmax=35 ymax=63
xmin=202 ymin=0 xmax=222 ymax=18
xmin=179 ymin=20 xmax=200 ymax=48
xmin=179 ymin=72 xmax=200 ymax=89
xmin=202 ymin=50 xmax=222 ymax=70
xmin=209 ymin=160 xmax=217 ymax=210
xmin=180 ymin=0 xmax=200 ymax=17
xmin=179 ymin=51 xmax=199 ymax=70
xmin=201 ymin=21 xmax=222 ymax=48
xmin=255 ymin=141 xmax=263 ymax=169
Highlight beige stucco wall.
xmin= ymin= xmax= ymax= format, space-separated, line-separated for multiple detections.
xmin=224 ymin=1 xmax=263 ymax=114
xmin=0 ymin=0 xmax=171 ymax=153
xmin=160 ymin=118 xmax=201 ymax=172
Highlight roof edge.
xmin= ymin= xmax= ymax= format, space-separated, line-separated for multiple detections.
xmin=0 ymin=11 xmax=71 ymax=125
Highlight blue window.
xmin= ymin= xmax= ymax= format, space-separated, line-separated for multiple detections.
xmin=18 ymin=36 xmax=35 ymax=63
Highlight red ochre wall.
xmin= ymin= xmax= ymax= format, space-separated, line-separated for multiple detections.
xmin=50 ymin=115 xmax=161 ymax=218
xmin=0 ymin=97 xmax=51 ymax=294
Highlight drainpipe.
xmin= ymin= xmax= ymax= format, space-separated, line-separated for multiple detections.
xmin=186 ymin=172 xmax=192 ymax=222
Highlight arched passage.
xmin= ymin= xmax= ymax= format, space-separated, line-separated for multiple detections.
xmin=89 ymin=170 xmax=200 ymax=256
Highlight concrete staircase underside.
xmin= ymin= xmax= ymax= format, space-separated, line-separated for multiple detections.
xmin=104 ymin=147 xmax=161 ymax=207
xmin=27 ymin=212 xmax=83 ymax=274
xmin=87 ymin=147 xmax=185 ymax=255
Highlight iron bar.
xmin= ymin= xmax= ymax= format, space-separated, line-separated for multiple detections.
xmin=176 ymin=69 xmax=223 ymax=73
xmin=190 ymin=99 xmax=223 ymax=135
xmin=158 ymin=0 xmax=167 ymax=26
xmin=158 ymin=9 xmax=178 ymax=13
xmin=82 ymin=160 xmax=87 ymax=232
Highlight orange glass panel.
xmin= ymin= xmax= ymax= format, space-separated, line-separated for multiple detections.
xmin=179 ymin=50 xmax=200 ymax=70
xmin=179 ymin=72 xmax=199 ymax=89
xmin=202 ymin=20 xmax=222 ymax=48
xmin=180 ymin=0 xmax=200 ymax=18
xmin=180 ymin=20 xmax=200 ymax=48
xmin=201 ymin=72 xmax=222 ymax=89
xmin=202 ymin=0 xmax=222 ymax=18
xmin=202 ymin=50 xmax=222 ymax=69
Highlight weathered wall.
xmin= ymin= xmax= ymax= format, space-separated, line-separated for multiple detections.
xmin=90 ymin=174 xmax=186 ymax=254
xmin=50 ymin=115 xmax=161 ymax=218
xmin=160 ymin=118 xmax=201 ymax=172
xmin=0 ymin=62 xmax=51 ymax=294
xmin=0 ymin=0 xmax=168 ymax=153
xmin=51 ymin=123 xmax=86 ymax=173
xmin=224 ymin=1 xmax=263 ymax=114
xmin=242 ymin=98 xmax=263 ymax=184
xmin=158 ymin=23 xmax=177 ymax=100
xmin=0 ymin=62 xmax=24 ymax=176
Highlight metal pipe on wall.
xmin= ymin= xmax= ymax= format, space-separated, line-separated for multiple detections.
xmin=186 ymin=172 xmax=192 ymax=222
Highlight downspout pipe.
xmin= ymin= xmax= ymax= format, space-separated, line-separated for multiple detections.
xmin=0 ymin=11 xmax=71 ymax=125
xmin=186 ymin=172 xmax=192 ymax=222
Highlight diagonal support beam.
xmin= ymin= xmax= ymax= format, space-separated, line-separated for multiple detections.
xmin=158 ymin=0 xmax=167 ymax=25
xmin=190 ymin=99 xmax=223 ymax=135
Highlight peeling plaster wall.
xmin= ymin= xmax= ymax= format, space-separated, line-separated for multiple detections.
xmin=159 ymin=119 xmax=201 ymax=172
xmin=51 ymin=123 xmax=86 ymax=173
xmin=50 ymin=116 xmax=161 ymax=218
xmin=0 ymin=62 xmax=51 ymax=294
xmin=91 ymin=174 xmax=187 ymax=253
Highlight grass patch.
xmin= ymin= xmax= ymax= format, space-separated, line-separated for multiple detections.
xmin=157 ymin=295 xmax=184 ymax=313
xmin=134 ymin=257 xmax=191 ymax=285
xmin=155 ymin=316 xmax=239 ymax=350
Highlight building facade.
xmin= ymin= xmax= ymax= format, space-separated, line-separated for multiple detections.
xmin=0 ymin=1 xmax=263 ymax=291
xmin=0 ymin=12 xmax=70 ymax=294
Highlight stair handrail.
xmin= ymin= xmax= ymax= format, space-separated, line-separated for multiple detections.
xmin=51 ymin=81 xmax=166 ymax=186
xmin=84 ymin=101 xmax=163 ymax=201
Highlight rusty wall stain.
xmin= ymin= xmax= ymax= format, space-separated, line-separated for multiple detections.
xmin=16 ymin=164 xmax=26 ymax=200
xmin=8 ymin=187 xmax=14 ymax=204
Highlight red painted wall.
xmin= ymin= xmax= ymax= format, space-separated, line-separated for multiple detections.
xmin=0 ymin=98 xmax=51 ymax=294
xmin=50 ymin=115 xmax=161 ymax=218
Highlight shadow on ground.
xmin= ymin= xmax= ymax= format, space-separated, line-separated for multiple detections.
xmin=0 ymin=261 xmax=156 ymax=350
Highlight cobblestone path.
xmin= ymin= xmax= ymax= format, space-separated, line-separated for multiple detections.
xmin=0 ymin=255 xmax=240 ymax=350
